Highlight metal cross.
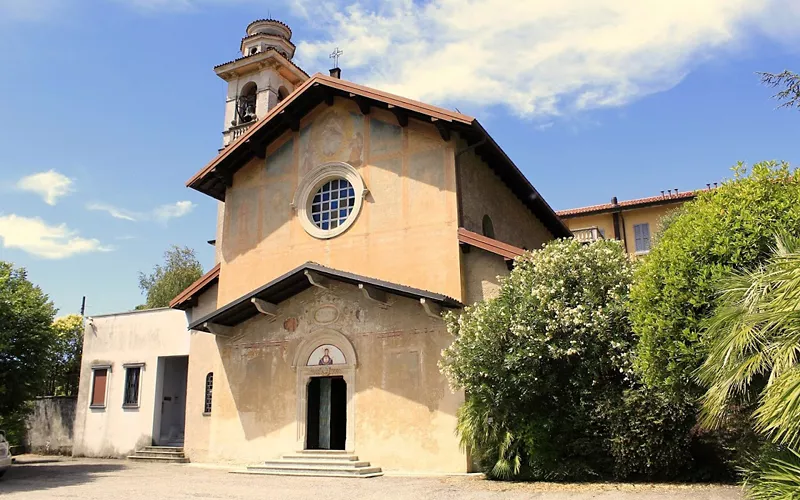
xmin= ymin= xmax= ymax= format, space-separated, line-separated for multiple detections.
xmin=329 ymin=47 xmax=343 ymax=68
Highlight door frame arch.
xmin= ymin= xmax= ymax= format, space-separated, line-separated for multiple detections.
xmin=292 ymin=330 xmax=356 ymax=452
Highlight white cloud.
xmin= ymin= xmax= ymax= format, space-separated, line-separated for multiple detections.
xmin=87 ymin=200 xmax=195 ymax=224
xmin=290 ymin=0 xmax=800 ymax=117
xmin=17 ymin=170 xmax=75 ymax=205
xmin=86 ymin=203 xmax=140 ymax=221
xmin=0 ymin=214 xmax=112 ymax=259
xmin=152 ymin=201 xmax=196 ymax=222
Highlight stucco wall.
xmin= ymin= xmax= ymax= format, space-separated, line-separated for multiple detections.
xmin=216 ymin=99 xmax=462 ymax=306
xmin=72 ymin=308 xmax=190 ymax=458
xmin=619 ymin=204 xmax=681 ymax=255
xmin=456 ymin=136 xmax=553 ymax=251
xmin=461 ymin=247 xmax=511 ymax=305
xmin=25 ymin=396 xmax=76 ymax=455
xmin=184 ymin=285 xmax=220 ymax=462
xmin=184 ymin=282 xmax=466 ymax=472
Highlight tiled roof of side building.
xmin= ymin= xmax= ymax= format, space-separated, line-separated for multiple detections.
xmin=557 ymin=190 xmax=700 ymax=218
xmin=169 ymin=263 xmax=221 ymax=310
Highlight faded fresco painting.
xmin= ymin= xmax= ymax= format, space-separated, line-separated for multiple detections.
xmin=369 ymin=118 xmax=402 ymax=157
xmin=225 ymin=187 xmax=260 ymax=253
xmin=299 ymin=106 xmax=365 ymax=177
xmin=266 ymin=138 xmax=294 ymax=176
xmin=307 ymin=344 xmax=347 ymax=366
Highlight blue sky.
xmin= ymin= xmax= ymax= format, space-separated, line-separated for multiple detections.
xmin=0 ymin=0 xmax=798 ymax=316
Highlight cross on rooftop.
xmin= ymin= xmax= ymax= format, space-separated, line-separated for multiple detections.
xmin=330 ymin=47 xmax=343 ymax=68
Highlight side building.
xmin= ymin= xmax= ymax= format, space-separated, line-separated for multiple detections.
xmin=557 ymin=190 xmax=700 ymax=255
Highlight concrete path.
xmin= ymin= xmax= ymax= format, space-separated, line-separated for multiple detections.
xmin=0 ymin=455 xmax=742 ymax=499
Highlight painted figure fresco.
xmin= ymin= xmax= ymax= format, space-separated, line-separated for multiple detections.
xmin=307 ymin=344 xmax=346 ymax=366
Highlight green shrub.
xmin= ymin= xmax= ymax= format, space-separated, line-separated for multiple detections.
xmin=631 ymin=161 xmax=800 ymax=397
xmin=441 ymin=239 xmax=636 ymax=479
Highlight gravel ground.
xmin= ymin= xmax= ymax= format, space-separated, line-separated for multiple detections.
xmin=0 ymin=455 xmax=743 ymax=499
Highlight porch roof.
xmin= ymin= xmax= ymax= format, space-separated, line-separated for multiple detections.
xmin=187 ymin=262 xmax=463 ymax=333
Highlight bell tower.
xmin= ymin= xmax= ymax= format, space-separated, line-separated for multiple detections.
xmin=214 ymin=19 xmax=309 ymax=146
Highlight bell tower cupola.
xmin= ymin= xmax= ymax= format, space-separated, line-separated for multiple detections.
xmin=214 ymin=19 xmax=309 ymax=146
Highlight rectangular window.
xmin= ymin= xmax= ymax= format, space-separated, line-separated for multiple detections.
xmin=634 ymin=223 xmax=651 ymax=253
xmin=123 ymin=366 xmax=142 ymax=408
xmin=90 ymin=368 xmax=108 ymax=408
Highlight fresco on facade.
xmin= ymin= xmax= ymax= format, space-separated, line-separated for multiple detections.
xmin=347 ymin=112 xmax=364 ymax=167
xmin=267 ymin=138 xmax=294 ymax=176
xmin=225 ymin=187 xmax=259 ymax=250
xmin=299 ymin=108 xmax=365 ymax=176
xmin=369 ymin=118 xmax=402 ymax=157
xmin=307 ymin=344 xmax=346 ymax=366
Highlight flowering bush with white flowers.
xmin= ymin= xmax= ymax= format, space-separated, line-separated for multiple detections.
xmin=442 ymin=238 xmax=701 ymax=480
xmin=441 ymin=238 xmax=635 ymax=479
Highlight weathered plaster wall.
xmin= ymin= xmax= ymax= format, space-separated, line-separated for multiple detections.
xmin=25 ymin=396 xmax=76 ymax=455
xmin=185 ymin=282 xmax=466 ymax=472
xmin=184 ymin=286 xmax=220 ymax=463
xmin=216 ymin=99 xmax=461 ymax=306
xmin=72 ymin=308 xmax=190 ymax=458
xmin=456 ymin=136 xmax=553 ymax=251
xmin=461 ymin=248 xmax=511 ymax=305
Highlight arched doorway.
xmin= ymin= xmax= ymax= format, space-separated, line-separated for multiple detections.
xmin=292 ymin=331 xmax=357 ymax=452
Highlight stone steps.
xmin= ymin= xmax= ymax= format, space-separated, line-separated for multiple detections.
xmin=235 ymin=450 xmax=382 ymax=478
xmin=128 ymin=445 xmax=189 ymax=464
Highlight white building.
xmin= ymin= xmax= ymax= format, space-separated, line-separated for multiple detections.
xmin=72 ymin=308 xmax=191 ymax=457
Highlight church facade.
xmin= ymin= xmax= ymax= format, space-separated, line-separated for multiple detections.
xmin=76 ymin=19 xmax=570 ymax=473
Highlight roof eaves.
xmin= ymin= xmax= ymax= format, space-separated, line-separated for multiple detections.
xmin=471 ymin=120 xmax=571 ymax=239
xmin=457 ymin=228 xmax=525 ymax=260
xmin=188 ymin=262 xmax=462 ymax=332
xmin=169 ymin=263 xmax=221 ymax=310
xmin=557 ymin=190 xmax=699 ymax=218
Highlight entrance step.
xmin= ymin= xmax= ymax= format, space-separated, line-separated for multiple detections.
xmin=128 ymin=445 xmax=189 ymax=464
xmin=235 ymin=451 xmax=382 ymax=478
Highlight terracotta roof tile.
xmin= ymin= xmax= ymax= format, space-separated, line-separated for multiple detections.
xmin=169 ymin=263 xmax=220 ymax=310
xmin=557 ymin=190 xmax=700 ymax=218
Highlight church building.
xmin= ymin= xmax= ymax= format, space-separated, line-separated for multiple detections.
xmin=75 ymin=18 xmax=571 ymax=475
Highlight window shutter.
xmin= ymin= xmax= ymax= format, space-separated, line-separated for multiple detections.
xmin=92 ymin=369 xmax=107 ymax=406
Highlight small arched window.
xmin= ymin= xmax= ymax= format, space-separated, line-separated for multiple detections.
xmin=482 ymin=214 xmax=495 ymax=239
xmin=203 ymin=372 xmax=213 ymax=415
xmin=249 ymin=47 xmax=258 ymax=55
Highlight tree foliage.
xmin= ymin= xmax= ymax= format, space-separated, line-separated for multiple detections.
xmin=759 ymin=70 xmax=800 ymax=110
xmin=138 ymin=245 xmax=203 ymax=309
xmin=699 ymin=235 xmax=800 ymax=497
xmin=631 ymin=161 xmax=800 ymax=397
xmin=43 ymin=315 xmax=84 ymax=397
xmin=441 ymin=239 xmax=637 ymax=479
xmin=0 ymin=262 xmax=57 ymax=441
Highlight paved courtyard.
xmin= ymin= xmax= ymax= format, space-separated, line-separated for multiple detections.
xmin=1 ymin=456 xmax=742 ymax=499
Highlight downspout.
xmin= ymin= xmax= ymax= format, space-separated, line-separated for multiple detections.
xmin=619 ymin=211 xmax=629 ymax=254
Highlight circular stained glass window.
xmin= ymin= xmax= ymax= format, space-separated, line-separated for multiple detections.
xmin=309 ymin=178 xmax=356 ymax=231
